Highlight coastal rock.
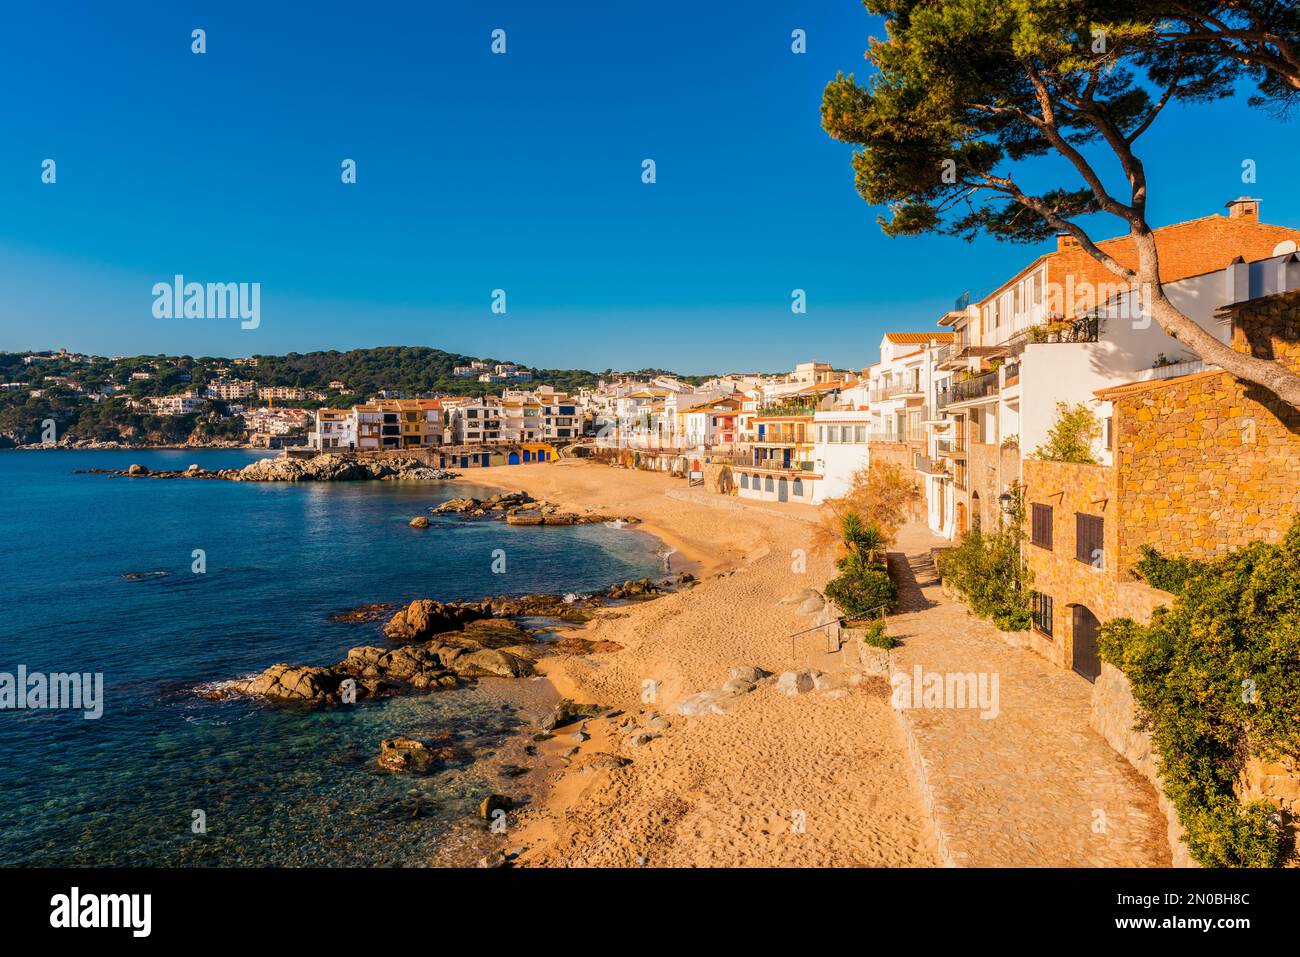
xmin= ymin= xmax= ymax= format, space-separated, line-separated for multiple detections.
xmin=575 ymin=752 xmax=631 ymax=773
xmin=453 ymin=648 xmax=534 ymax=678
xmin=126 ymin=463 xmax=150 ymax=476
xmin=505 ymin=510 xmax=546 ymax=526
xmin=539 ymin=699 xmax=609 ymax=731
xmin=812 ymin=672 xmax=849 ymax=692
xmin=376 ymin=736 xmax=461 ymax=773
xmin=730 ymin=665 xmax=771 ymax=684
xmin=775 ymin=670 xmax=817 ymax=696
xmin=797 ymin=594 xmax=827 ymax=616
xmin=327 ymin=602 xmax=395 ymax=624
xmin=408 ymin=516 xmax=430 ymax=529
xmin=224 ymin=664 xmax=342 ymax=703
xmin=607 ymin=578 xmax=660 ymax=600
xmin=779 ymin=587 xmax=821 ymax=606
xmin=547 ymin=635 xmax=624 ymax=656
xmin=383 ymin=598 xmax=492 ymax=642
xmin=676 ymin=688 xmax=739 ymax=717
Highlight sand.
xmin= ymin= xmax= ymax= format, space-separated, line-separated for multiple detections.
xmin=453 ymin=459 xmax=940 ymax=867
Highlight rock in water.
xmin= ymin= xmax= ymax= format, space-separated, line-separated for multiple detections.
xmin=126 ymin=463 xmax=149 ymax=476
xmin=408 ymin=516 xmax=430 ymax=528
xmin=376 ymin=736 xmax=459 ymax=773
xmin=383 ymin=598 xmax=492 ymax=641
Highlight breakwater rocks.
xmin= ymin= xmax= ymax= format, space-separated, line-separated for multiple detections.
xmin=74 ymin=453 xmax=459 ymax=483
xmin=431 ymin=491 xmax=640 ymax=526
xmin=215 ymin=578 xmax=695 ymax=707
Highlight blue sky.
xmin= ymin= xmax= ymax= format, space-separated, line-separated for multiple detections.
xmin=1 ymin=1 xmax=1296 ymax=374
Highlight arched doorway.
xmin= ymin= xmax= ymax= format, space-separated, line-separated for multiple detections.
xmin=971 ymin=491 xmax=982 ymax=532
xmin=508 ymin=452 xmax=520 ymax=465
xmin=1071 ymin=606 xmax=1102 ymax=682
xmin=778 ymin=477 xmax=789 ymax=502
xmin=956 ymin=501 xmax=966 ymax=536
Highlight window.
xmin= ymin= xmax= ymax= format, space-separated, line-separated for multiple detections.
xmin=739 ymin=473 xmax=749 ymax=489
xmin=793 ymin=478 xmax=803 ymax=496
xmin=855 ymin=425 xmax=866 ymax=444
xmin=1076 ymin=513 xmax=1104 ymax=568
xmin=1032 ymin=592 xmax=1054 ymax=637
xmin=1031 ymin=504 xmax=1053 ymax=549
xmin=817 ymin=426 xmax=825 ymax=443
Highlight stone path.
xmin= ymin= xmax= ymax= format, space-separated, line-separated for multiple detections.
xmin=882 ymin=521 xmax=1171 ymax=867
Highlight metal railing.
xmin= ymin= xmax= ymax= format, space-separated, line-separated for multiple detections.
xmin=1005 ymin=315 xmax=1101 ymax=356
xmin=936 ymin=369 xmax=999 ymax=409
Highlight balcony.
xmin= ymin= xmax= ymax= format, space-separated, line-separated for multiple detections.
xmin=935 ymin=436 xmax=966 ymax=458
xmin=867 ymin=380 xmax=924 ymax=403
xmin=1004 ymin=315 xmax=1101 ymax=356
xmin=914 ymin=453 xmax=948 ymax=476
xmin=936 ymin=369 xmax=999 ymax=409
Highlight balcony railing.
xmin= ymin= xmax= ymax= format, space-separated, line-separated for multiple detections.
xmin=935 ymin=436 xmax=966 ymax=457
xmin=936 ymin=369 xmax=999 ymax=409
xmin=1004 ymin=315 xmax=1101 ymax=356
xmin=1002 ymin=361 xmax=1020 ymax=387
xmin=757 ymin=403 xmax=817 ymax=417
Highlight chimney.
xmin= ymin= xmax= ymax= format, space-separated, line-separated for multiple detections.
xmin=1226 ymin=196 xmax=1260 ymax=220
xmin=1056 ymin=232 xmax=1077 ymax=251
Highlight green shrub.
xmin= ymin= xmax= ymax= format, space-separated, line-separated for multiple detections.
xmin=824 ymin=566 xmax=896 ymax=618
xmin=861 ymin=619 xmax=897 ymax=650
xmin=937 ymin=509 xmax=1031 ymax=632
xmin=1131 ymin=543 xmax=1208 ymax=595
xmin=1097 ymin=515 xmax=1300 ymax=867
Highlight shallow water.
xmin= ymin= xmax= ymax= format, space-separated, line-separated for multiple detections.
xmin=0 ymin=449 xmax=662 ymax=866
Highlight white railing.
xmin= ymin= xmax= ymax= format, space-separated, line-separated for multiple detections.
xmin=1132 ymin=359 xmax=1215 ymax=382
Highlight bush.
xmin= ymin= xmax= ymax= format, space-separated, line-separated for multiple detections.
xmin=824 ymin=566 xmax=896 ymax=618
xmin=1097 ymin=514 xmax=1300 ymax=867
xmin=861 ymin=620 xmax=897 ymax=650
xmin=937 ymin=527 xmax=1030 ymax=630
xmin=1131 ymin=543 xmax=1208 ymax=595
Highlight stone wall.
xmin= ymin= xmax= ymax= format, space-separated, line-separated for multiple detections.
xmin=1109 ymin=289 xmax=1300 ymax=573
xmin=1020 ymin=459 xmax=1122 ymax=668
xmin=1090 ymin=663 xmax=1198 ymax=868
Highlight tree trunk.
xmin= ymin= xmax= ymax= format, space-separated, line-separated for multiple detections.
xmin=1127 ymin=228 xmax=1300 ymax=408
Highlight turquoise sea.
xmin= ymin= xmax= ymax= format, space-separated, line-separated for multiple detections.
xmin=0 ymin=450 xmax=664 ymax=866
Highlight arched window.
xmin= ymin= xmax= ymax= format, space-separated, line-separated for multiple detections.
xmin=739 ymin=473 xmax=749 ymax=489
xmin=793 ymin=478 xmax=804 ymax=497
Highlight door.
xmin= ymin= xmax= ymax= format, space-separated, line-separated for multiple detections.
xmin=778 ymin=477 xmax=789 ymax=502
xmin=1071 ymin=606 xmax=1101 ymax=682
xmin=508 ymin=452 xmax=520 ymax=465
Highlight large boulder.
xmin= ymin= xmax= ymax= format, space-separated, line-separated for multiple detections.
xmin=676 ymin=688 xmax=740 ymax=717
xmin=775 ymin=670 xmax=817 ymax=696
xmin=224 ymin=664 xmax=342 ymax=703
xmin=383 ymin=599 xmax=492 ymax=642
xmin=376 ymin=736 xmax=461 ymax=773
xmin=454 ymin=648 xmax=534 ymax=678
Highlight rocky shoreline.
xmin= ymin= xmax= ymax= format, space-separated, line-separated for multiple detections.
xmin=430 ymin=490 xmax=641 ymax=526
xmin=74 ymin=453 xmax=459 ymax=483
xmin=209 ymin=578 xmax=692 ymax=710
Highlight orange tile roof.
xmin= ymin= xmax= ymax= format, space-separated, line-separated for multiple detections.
xmin=885 ymin=332 xmax=955 ymax=345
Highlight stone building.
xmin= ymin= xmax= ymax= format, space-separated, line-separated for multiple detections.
xmin=1021 ymin=288 xmax=1300 ymax=681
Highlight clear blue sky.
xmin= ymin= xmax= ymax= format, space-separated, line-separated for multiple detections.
xmin=1 ymin=1 xmax=1295 ymax=374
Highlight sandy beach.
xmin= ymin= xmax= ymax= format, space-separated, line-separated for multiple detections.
xmin=455 ymin=459 xmax=940 ymax=867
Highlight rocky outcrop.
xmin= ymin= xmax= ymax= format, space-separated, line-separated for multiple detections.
xmin=408 ymin=516 xmax=430 ymax=529
xmin=76 ymin=453 xmax=459 ymax=483
xmin=382 ymin=599 xmax=493 ymax=642
xmin=220 ymin=664 xmax=345 ymax=702
xmin=432 ymin=491 xmax=640 ymax=526
xmin=376 ymin=736 xmax=462 ymax=773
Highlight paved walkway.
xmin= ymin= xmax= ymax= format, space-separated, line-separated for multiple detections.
xmin=883 ymin=521 xmax=1170 ymax=867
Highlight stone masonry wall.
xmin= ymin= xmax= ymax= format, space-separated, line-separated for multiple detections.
xmin=1111 ymin=290 xmax=1300 ymax=574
